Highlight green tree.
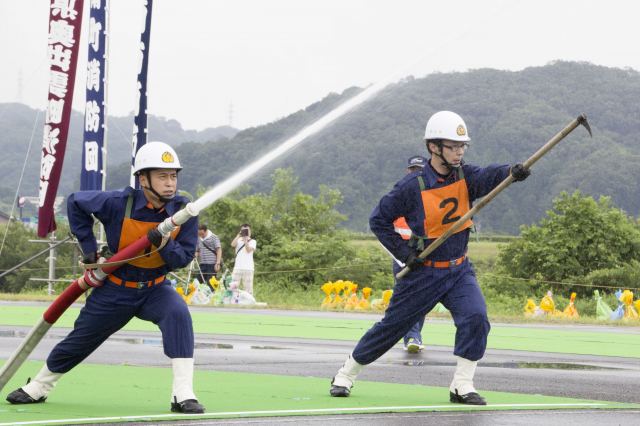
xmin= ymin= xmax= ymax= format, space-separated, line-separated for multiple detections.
xmin=495 ymin=191 xmax=640 ymax=296
xmin=0 ymin=223 xmax=75 ymax=293
xmin=198 ymin=168 xmax=389 ymax=290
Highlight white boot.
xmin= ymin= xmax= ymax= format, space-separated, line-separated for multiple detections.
xmin=171 ymin=358 xmax=197 ymax=403
xmin=330 ymin=354 xmax=363 ymax=397
xmin=170 ymin=358 xmax=205 ymax=414
xmin=449 ymin=356 xmax=486 ymax=405
xmin=449 ymin=356 xmax=477 ymax=395
xmin=8 ymin=365 xmax=63 ymax=403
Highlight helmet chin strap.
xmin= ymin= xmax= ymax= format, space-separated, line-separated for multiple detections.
xmin=429 ymin=140 xmax=460 ymax=172
xmin=141 ymin=171 xmax=176 ymax=204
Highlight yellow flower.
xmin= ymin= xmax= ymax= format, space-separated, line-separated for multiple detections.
xmin=209 ymin=276 xmax=220 ymax=290
xmin=620 ymin=290 xmax=634 ymax=306
xmin=321 ymin=282 xmax=334 ymax=296
xmin=524 ymin=299 xmax=536 ymax=316
xmin=539 ymin=291 xmax=555 ymax=313
xmin=382 ymin=289 xmax=393 ymax=305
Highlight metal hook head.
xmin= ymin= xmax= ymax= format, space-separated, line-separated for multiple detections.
xmin=577 ymin=114 xmax=592 ymax=137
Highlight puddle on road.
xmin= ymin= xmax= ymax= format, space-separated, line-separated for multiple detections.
xmin=401 ymin=360 xmax=614 ymax=370
xmin=118 ymin=337 xmax=162 ymax=346
xmin=114 ymin=338 xmax=290 ymax=350
xmin=6 ymin=331 xmax=285 ymax=351
xmin=195 ymin=342 xmax=233 ymax=349
xmin=512 ymin=362 xmax=610 ymax=370
xmin=115 ymin=337 xmax=234 ymax=349
xmin=250 ymin=345 xmax=288 ymax=350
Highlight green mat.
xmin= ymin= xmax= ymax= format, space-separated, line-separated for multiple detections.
xmin=1 ymin=306 xmax=639 ymax=358
xmin=1 ymin=361 xmax=636 ymax=425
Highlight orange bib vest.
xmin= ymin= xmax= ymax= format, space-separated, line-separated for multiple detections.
xmin=417 ymin=169 xmax=473 ymax=240
xmin=117 ymin=194 xmax=181 ymax=269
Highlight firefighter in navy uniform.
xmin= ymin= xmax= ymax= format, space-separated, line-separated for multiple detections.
xmin=393 ymin=156 xmax=428 ymax=353
xmin=6 ymin=141 xmax=206 ymax=414
xmin=330 ymin=111 xmax=530 ymax=405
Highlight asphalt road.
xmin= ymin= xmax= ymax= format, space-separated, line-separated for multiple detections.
xmin=1 ymin=304 xmax=639 ymax=425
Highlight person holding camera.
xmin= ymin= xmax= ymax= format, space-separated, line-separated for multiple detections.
xmin=230 ymin=224 xmax=257 ymax=295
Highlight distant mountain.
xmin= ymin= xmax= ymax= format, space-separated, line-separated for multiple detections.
xmin=166 ymin=61 xmax=640 ymax=234
xmin=3 ymin=61 xmax=640 ymax=234
xmin=0 ymin=104 xmax=237 ymax=214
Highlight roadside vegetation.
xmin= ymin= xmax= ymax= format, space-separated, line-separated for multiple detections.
xmin=1 ymin=169 xmax=638 ymax=325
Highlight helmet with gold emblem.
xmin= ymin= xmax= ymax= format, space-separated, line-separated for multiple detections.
xmin=132 ymin=141 xmax=182 ymax=175
xmin=424 ymin=111 xmax=471 ymax=143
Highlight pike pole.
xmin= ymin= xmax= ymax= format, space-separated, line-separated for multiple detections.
xmin=396 ymin=114 xmax=592 ymax=279
xmin=0 ymin=204 xmax=199 ymax=393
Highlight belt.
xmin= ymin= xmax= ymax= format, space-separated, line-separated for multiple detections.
xmin=108 ymin=275 xmax=166 ymax=289
xmin=423 ymin=255 xmax=466 ymax=268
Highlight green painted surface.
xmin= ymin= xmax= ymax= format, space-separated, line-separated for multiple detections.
xmin=1 ymin=306 xmax=639 ymax=358
xmin=1 ymin=361 xmax=636 ymax=425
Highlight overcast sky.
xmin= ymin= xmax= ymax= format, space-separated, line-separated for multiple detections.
xmin=1 ymin=0 xmax=639 ymax=130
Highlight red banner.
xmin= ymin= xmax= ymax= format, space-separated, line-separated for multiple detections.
xmin=38 ymin=0 xmax=84 ymax=237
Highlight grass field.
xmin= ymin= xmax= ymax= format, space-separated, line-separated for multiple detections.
xmin=351 ymin=239 xmax=502 ymax=262
xmin=468 ymin=240 xmax=501 ymax=260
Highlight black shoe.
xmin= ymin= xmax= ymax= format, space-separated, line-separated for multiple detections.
xmin=449 ymin=390 xmax=487 ymax=405
xmin=170 ymin=398 xmax=205 ymax=414
xmin=329 ymin=378 xmax=351 ymax=397
xmin=6 ymin=388 xmax=46 ymax=404
xmin=330 ymin=385 xmax=351 ymax=397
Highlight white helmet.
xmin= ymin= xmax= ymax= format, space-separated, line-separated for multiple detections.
xmin=132 ymin=141 xmax=182 ymax=175
xmin=424 ymin=111 xmax=471 ymax=142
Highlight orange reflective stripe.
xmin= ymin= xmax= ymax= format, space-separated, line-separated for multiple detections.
xmin=393 ymin=217 xmax=412 ymax=240
xmin=394 ymin=228 xmax=412 ymax=239
xmin=421 ymin=179 xmax=472 ymax=239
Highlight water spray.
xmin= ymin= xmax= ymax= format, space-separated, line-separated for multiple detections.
xmin=0 ymin=73 xmax=404 ymax=394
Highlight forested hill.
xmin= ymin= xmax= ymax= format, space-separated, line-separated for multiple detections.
xmin=5 ymin=61 xmax=640 ymax=234
xmin=167 ymin=61 xmax=640 ymax=233
xmin=0 ymin=104 xmax=237 ymax=213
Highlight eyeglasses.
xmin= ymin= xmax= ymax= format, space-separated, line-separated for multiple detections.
xmin=441 ymin=143 xmax=469 ymax=153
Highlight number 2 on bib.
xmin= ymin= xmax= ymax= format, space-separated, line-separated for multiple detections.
xmin=420 ymin=179 xmax=473 ymax=239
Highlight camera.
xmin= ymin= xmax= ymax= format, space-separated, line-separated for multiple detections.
xmin=240 ymin=228 xmax=249 ymax=237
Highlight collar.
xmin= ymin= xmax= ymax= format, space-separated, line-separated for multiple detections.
xmin=427 ymin=159 xmax=451 ymax=179
xmin=129 ymin=187 xmax=183 ymax=215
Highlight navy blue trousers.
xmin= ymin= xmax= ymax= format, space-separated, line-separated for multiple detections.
xmin=47 ymin=280 xmax=194 ymax=373
xmin=353 ymin=260 xmax=489 ymax=364
xmin=393 ymin=261 xmax=425 ymax=345
xmin=199 ymin=263 xmax=216 ymax=292
xmin=403 ymin=316 xmax=425 ymax=345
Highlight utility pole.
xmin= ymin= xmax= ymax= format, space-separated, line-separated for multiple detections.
xmin=47 ymin=232 xmax=56 ymax=295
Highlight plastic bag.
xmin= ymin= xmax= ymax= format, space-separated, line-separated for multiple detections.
xmin=620 ymin=290 xmax=638 ymax=319
xmin=562 ymin=292 xmax=579 ymax=318
xmin=610 ymin=289 xmax=624 ymax=320
xmin=594 ymin=290 xmax=613 ymax=320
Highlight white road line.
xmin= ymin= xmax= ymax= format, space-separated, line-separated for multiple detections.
xmin=0 ymin=402 xmax=612 ymax=425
